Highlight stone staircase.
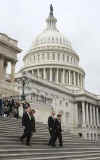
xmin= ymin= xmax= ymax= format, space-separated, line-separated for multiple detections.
xmin=0 ymin=117 xmax=100 ymax=160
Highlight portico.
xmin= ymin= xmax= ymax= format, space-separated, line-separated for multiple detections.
xmin=0 ymin=33 xmax=21 ymax=96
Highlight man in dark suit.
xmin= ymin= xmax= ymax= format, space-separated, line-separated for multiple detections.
xmin=48 ymin=111 xmax=55 ymax=145
xmin=20 ymin=103 xmax=33 ymax=146
xmin=52 ymin=113 xmax=63 ymax=147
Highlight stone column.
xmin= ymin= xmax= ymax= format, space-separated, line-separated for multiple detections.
xmin=68 ymin=70 xmax=71 ymax=85
xmin=93 ymin=105 xmax=96 ymax=126
xmin=78 ymin=73 xmax=80 ymax=87
xmin=86 ymin=103 xmax=89 ymax=126
xmin=50 ymin=68 xmax=52 ymax=81
xmin=90 ymin=104 xmax=93 ymax=127
xmin=62 ymin=69 xmax=65 ymax=84
xmin=73 ymin=71 xmax=76 ymax=86
xmin=37 ymin=68 xmax=40 ymax=79
xmin=80 ymin=75 xmax=83 ymax=88
xmin=43 ymin=68 xmax=46 ymax=80
xmin=32 ymin=70 xmax=35 ymax=77
xmin=11 ymin=61 xmax=16 ymax=82
xmin=3 ymin=60 xmax=8 ymax=76
xmin=56 ymin=68 xmax=59 ymax=83
xmin=65 ymin=70 xmax=68 ymax=84
xmin=0 ymin=57 xmax=4 ymax=80
xmin=96 ymin=107 xmax=99 ymax=127
xmin=83 ymin=76 xmax=85 ymax=88
xmin=74 ymin=103 xmax=78 ymax=126
xmin=82 ymin=102 xmax=86 ymax=127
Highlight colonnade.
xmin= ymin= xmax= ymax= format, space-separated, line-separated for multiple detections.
xmin=0 ymin=56 xmax=16 ymax=82
xmin=30 ymin=68 xmax=84 ymax=88
xmin=77 ymin=102 xmax=100 ymax=128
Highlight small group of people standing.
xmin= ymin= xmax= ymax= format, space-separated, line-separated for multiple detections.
xmin=20 ymin=103 xmax=63 ymax=147
xmin=48 ymin=111 xmax=63 ymax=147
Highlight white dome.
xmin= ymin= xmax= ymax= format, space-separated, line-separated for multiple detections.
xmin=32 ymin=6 xmax=72 ymax=49
xmin=33 ymin=30 xmax=72 ymax=48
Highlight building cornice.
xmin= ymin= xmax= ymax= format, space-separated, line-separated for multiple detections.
xmin=0 ymin=37 xmax=22 ymax=53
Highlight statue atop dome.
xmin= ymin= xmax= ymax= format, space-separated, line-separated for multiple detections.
xmin=50 ymin=4 xmax=53 ymax=16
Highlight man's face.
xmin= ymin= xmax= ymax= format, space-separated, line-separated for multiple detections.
xmin=58 ymin=115 xmax=62 ymax=120
xmin=52 ymin=112 xmax=55 ymax=116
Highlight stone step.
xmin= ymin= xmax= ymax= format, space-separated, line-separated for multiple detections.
xmin=1 ymin=152 xmax=100 ymax=160
xmin=0 ymin=117 xmax=100 ymax=160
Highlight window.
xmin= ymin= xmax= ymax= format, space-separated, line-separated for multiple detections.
xmin=52 ymin=53 xmax=55 ymax=60
xmin=58 ymin=54 xmax=60 ymax=61
xmin=65 ymin=102 xmax=68 ymax=107
xmin=52 ymin=37 xmax=54 ymax=41
xmin=48 ymin=53 xmax=50 ymax=60
xmin=63 ymin=54 xmax=65 ymax=61
xmin=37 ymin=55 xmax=40 ymax=61
xmin=56 ymin=37 xmax=58 ymax=42
xmin=42 ymin=54 xmax=44 ymax=60
xmin=67 ymin=56 xmax=69 ymax=62
xmin=71 ymin=57 xmax=73 ymax=63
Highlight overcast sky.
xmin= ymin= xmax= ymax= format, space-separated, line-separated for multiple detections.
xmin=0 ymin=0 xmax=100 ymax=94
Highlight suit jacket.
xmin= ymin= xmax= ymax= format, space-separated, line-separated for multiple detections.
xmin=54 ymin=118 xmax=62 ymax=133
xmin=22 ymin=112 xmax=33 ymax=132
xmin=48 ymin=116 xmax=55 ymax=130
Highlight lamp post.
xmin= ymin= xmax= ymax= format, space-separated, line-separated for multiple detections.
xmin=21 ymin=78 xmax=26 ymax=101
xmin=16 ymin=72 xmax=30 ymax=101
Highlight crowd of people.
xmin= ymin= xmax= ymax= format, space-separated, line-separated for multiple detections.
xmin=0 ymin=97 xmax=20 ymax=119
xmin=20 ymin=103 xmax=63 ymax=147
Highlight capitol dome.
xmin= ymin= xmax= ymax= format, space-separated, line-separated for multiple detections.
xmin=32 ymin=8 xmax=72 ymax=49
xmin=22 ymin=4 xmax=85 ymax=90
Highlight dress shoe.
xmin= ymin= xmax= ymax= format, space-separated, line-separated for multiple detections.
xmin=51 ymin=144 xmax=56 ymax=147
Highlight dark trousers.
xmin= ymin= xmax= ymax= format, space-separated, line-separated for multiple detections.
xmin=52 ymin=132 xmax=63 ymax=146
xmin=21 ymin=128 xmax=32 ymax=144
xmin=48 ymin=129 xmax=53 ymax=145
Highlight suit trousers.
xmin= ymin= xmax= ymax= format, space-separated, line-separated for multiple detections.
xmin=48 ymin=129 xmax=53 ymax=145
xmin=52 ymin=131 xmax=63 ymax=146
xmin=21 ymin=127 xmax=32 ymax=144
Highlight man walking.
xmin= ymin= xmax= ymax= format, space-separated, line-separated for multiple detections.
xmin=48 ymin=111 xmax=55 ymax=145
xmin=52 ymin=113 xmax=63 ymax=147
xmin=20 ymin=103 xmax=33 ymax=146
